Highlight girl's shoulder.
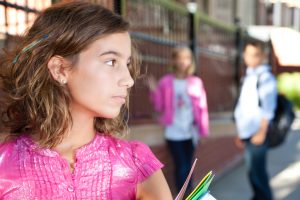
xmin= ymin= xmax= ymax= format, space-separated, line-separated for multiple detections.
xmin=108 ymin=136 xmax=158 ymax=160
xmin=0 ymin=136 xmax=19 ymax=166
xmin=158 ymin=74 xmax=174 ymax=85
xmin=0 ymin=137 xmax=21 ymax=194
xmin=107 ymin=136 xmax=163 ymax=182
xmin=0 ymin=136 xmax=18 ymax=159
xmin=187 ymin=76 xmax=205 ymax=91
xmin=187 ymin=75 xmax=203 ymax=84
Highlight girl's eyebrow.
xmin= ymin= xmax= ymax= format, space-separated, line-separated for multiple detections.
xmin=99 ymin=50 xmax=131 ymax=60
xmin=99 ymin=50 xmax=121 ymax=57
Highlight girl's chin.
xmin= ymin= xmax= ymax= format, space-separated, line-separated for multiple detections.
xmin=95 ymin=111 xmax=121 ymax=119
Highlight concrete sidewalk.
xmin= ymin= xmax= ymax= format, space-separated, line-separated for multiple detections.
xmin=128 ymin=112 xmax=237 ymax=146
xmin=210 ymin=115 xmax=300 ymax=200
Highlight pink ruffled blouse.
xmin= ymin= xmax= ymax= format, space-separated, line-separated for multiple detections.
xmin=0 ymin=133 xmax=163 ymax=199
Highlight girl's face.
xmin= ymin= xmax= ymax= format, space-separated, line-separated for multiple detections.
xmin=67 ymin=32 xmax=134 ymax=119
xmin=174 ymin=50 xmax=192 ymax=74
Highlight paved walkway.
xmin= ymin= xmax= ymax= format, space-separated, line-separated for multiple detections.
xmin=211 ymin=116 xmax=300 ymax=200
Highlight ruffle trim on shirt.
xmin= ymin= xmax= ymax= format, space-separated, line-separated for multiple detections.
xmin=16 ymin=133 xmax=109 ymax=158
xmin=17 ymin=135 xmax=59 ymax=157
xmin=130 ymin=141 xmax=163 ymax=183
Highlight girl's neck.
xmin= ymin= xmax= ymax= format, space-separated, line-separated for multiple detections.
xmin=54 ymin=104 xmax=96 ymax=153
xmin=174 ymin=71 xmax=187 ymax=79
xmin=49 ymin=105 xmax=95 ymax=173
xmin=53 ymin=104 xmax=96 ymax=172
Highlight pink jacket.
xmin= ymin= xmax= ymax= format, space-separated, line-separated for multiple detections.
xmin=0 ymin=134 xmax=163 ymax=199
xmin=150 ymin=74 xmax=209 ymax=136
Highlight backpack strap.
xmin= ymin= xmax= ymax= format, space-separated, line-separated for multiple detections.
xmin=233 ymin=76 xmax=245 ymax=109
xmin=256 ymin=69 xmax=272 ymax=107
xmin=256 ymin=73 xmax=263 ymax=107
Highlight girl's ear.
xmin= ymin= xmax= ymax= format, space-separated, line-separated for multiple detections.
xmin=47 ymin=56 xmax=69 ymax=84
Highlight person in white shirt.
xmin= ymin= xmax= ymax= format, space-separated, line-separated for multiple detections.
xmin=234 ymin=41 xmax=277 ymax=200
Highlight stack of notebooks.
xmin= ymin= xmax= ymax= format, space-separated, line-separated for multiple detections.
xmin=175 ymin=159 xmax=217 ymax=200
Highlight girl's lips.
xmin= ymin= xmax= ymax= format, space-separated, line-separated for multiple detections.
xmin=112 ymin=96 xmax=126 ymax=104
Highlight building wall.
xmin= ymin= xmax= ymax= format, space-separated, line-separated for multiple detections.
xmin=236 ymin=0 xmax=256 ymax=26
xmin=209 ymin=0 xmax=235 ymax=25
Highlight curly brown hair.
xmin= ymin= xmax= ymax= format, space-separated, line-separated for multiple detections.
xmin=0 ymin=2 xmax=140 ymax=148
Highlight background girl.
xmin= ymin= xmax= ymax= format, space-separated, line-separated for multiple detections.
xmin=0 ymin=2 xmax=172 ymax=199
xmin=148 ymin=46 xmax=209 ymax=193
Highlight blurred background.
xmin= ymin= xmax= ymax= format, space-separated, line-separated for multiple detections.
xmin=1 ymin=0 xmax=300 ymax=199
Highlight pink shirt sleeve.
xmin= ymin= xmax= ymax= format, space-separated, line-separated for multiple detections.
xmin=130 ymin=141 xmax=164 ymax=182
xmin=187 ymin=76 xmax=209 ymax=137
xmin=149 ymin=83 xmax=164 ymax=113
xmin=0 ymin=141 xmax=20 ymax=197
xmin=198 ymin=80 xmax=209 ymax=136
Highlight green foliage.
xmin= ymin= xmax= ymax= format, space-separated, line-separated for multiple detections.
xmin=277 ymin=72 xmax=300 ymax=109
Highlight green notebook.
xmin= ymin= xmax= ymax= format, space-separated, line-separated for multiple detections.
xmin=185 ymin=171 xmax=214 ymax=200
xmin=175 ymin=159 xmax=216 ymax=200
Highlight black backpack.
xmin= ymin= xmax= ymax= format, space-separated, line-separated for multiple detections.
xmin=266 ymin=94 xmax=295 ymax=148
xmin=257 ymin=73 xmax=295 ymax=148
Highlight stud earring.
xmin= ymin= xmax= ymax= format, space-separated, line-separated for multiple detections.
xmin=60 ymin=79 xmax=67 ymax=84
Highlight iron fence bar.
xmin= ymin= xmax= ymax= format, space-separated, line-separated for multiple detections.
xmin=130 ymin=32 xmax=180 ymax=46
xmin=234 ymin=18 xmax=242 ymax=90
xmin=0 ymin=1 xmax=38 ymax=13
xmin=3 ymin=0 xmax=8 ymax=47
xmin=151 ymin=0 xmax=188 ymax=15
xmin=195 ymin=12 xmax=237 ymax=33
xmin=114 ymin=0 xmax=125 ymax=15
xmin=189 ymin=11 xmax=197 ymax=73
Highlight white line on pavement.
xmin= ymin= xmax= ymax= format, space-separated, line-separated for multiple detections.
xmin=271 ymin=160 xmax=300 ymax=199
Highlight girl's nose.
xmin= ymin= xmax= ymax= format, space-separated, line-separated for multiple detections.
xmin=119 ymin=67 xmax=134 ymax=88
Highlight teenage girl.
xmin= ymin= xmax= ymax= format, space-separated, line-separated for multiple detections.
xmin=0 ymin=2 xmax=172 ymax=199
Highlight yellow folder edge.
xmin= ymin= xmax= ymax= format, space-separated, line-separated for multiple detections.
xmin=185 ymin=171 xmax=213 ymax=200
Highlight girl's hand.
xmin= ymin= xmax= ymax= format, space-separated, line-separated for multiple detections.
xmin=145 ymin=75 xmax=157 ymax=91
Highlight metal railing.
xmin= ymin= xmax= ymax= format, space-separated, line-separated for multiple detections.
xmin=124 ymin=0 xmax=191 ymax=122
xmin=196 ymin=13 xmax=238 ymax=112
xmin=0 ymin=0 xmax=51 ymax=48
xmin=122 ymin=0 xmax=248 ymax=122
xmin=0 ymin=0 xmax=255 ymax=123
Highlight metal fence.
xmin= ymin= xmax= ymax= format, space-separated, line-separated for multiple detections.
xmin=0 ymin=0 xmax=249 ymax=124
xmin=0 ymin=0 xmax=54 ymax=50
xmin=125 ymin=0 xmax=190 ymax=123
xmin=196 ymin=14 xmax=238 ymax=112
xmin=124 ymin=0 xmax=243 ymax=123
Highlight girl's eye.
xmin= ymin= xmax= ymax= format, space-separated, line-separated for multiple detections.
xmin=106 ymin=59 xmax=116 ymax=66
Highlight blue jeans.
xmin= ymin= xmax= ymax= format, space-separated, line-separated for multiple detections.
xmin=244 ymin=139 xmax=273 ymax=200
xmin=167 ymin=139 xmax=194 ymax=192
